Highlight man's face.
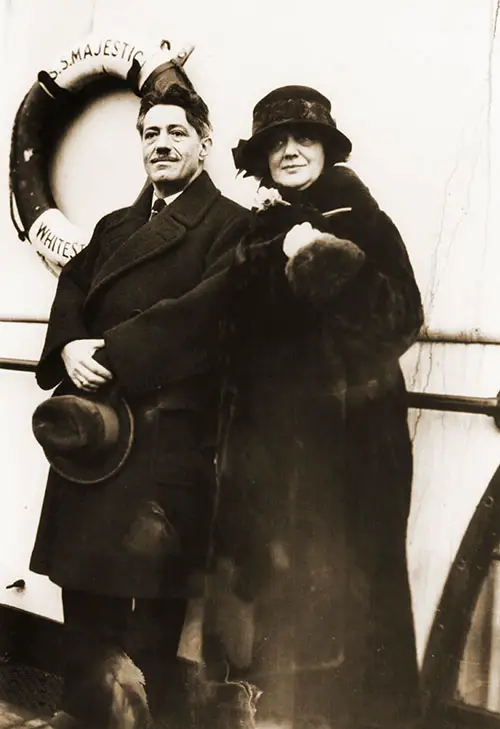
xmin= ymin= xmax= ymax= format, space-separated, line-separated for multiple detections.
xmin=141 ymin=104 xmax=211 ymax=193
xmin=267 ymin=126 xmax=325 ymax=190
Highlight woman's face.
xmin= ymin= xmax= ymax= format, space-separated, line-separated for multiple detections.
xmin=267 ymin=127 xmax=325 ymax=190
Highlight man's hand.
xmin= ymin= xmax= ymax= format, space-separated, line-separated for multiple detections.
xmin=61 ymin=339 xmax=113 ymax=392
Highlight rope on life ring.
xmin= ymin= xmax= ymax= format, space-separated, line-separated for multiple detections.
xmin=9 ymin=33 xmax=194 ymax=276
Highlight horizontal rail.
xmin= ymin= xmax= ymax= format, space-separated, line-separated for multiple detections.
xmin=0 ymin=359 xmax=499 ymax=426
xmin=407 ymin=391 xmax=500 ymax=419
xmin=0 ymin=317 xmax=48 ymax=324
xmin=416 ymin=330 xmax=500 ymax=346
xmin=2 ymin=318 xmax=500 ymax=343
xmin=0 ymin=358 xmax=37 ymax=372
xmin=2 ymin=321 xmax=500 ymax=344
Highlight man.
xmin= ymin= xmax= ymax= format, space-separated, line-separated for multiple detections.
xmin=30 ymin=80 xmax=249 ymax=728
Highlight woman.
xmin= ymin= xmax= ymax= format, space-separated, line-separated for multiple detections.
xmin=204 ymin=85 xmax=424 ymax=729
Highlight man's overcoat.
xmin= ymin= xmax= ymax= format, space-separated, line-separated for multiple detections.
xmin=30 ymin=171 xmax=249 ymax=599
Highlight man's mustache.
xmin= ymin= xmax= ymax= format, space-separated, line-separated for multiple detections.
xmin=150 ymin=155 xmax=180 ymax=163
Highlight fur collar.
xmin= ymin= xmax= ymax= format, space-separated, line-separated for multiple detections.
xmin=278 ymin=164 xmax=378 ymax=214
xmin=246 ymin=165 xmax=379 ymax=248
xmin=257 ymin=165 xmax=377 ymax=214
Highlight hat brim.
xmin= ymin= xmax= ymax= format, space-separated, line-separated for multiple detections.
xmin=46 ymin=390 xmax=135 ymax=486
xmin=233 ymin=120 xmax=352 ymax=177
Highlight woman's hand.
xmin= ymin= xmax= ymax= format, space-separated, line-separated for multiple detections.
xmin=283 ymin=222 xmax=320 ymax=258
xmin=284 ymin=225 xmax=367 ymax=302
xmin=284 ymin=222 xmax=359 ymax=259
xmin=61 ymin=339 xmax=113 ymax=391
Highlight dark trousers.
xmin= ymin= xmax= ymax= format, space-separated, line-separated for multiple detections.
xmin=61 ymin=588 xmax=188 ymax=726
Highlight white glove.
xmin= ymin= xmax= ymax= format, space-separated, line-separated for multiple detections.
xmin=283 ymin=222 xmax=322 ymax=258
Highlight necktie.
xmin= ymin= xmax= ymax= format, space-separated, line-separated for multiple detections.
xmin=150 ymin=198 xmax=166 ymax=220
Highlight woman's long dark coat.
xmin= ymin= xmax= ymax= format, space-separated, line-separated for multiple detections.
xmin=209 ymin=166 xmax=424 ymax=728
xmin=30 ymin=172 xmax=249 ymax=599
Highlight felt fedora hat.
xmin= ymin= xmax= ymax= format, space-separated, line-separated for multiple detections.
xmin=32 ymin=387 xmax=134 ymax=485
xmin=233 ymin=85 xmax=352 ymax=177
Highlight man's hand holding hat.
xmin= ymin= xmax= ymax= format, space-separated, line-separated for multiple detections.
xmin=61 ymin=339 xmax=114 ymax=392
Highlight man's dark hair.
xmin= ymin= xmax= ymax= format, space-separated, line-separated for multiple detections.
xmin=136 ymin=84 xmax=212 ymax=138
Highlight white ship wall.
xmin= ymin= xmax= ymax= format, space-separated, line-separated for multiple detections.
xmin=0 ymin=0 xmax=498 ymax=663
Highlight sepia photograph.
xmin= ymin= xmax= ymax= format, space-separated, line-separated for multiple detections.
xmin=0 ymin=1 xmax=499 ymax=727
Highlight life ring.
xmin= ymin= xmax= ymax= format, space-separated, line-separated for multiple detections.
xmin=10 ymin=32 xmax=194 ymax=275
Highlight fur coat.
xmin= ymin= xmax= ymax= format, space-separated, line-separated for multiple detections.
xmin=206 ymin=165 xmax=424 ymax=729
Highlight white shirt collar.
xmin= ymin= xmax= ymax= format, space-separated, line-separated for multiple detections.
xmin=150 ymin=168 xmax=204 ymax=213
xmin=151 ymin=189 xmax=183 ymax=212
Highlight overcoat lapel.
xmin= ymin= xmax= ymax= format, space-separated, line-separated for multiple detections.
xmin=87 ymin=171 xmax=222 ymax=305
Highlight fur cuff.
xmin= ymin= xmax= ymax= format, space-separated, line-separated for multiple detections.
xmin=285 ymin=234 xmax=366 ymax=302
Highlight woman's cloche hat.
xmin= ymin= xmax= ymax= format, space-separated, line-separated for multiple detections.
xmin=32 ymin=387 xmax=134 ymax=485
xmin=233 ymin=85 xmax=352 ymax=176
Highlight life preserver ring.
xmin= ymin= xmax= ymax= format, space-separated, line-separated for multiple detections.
xmin=10 ymin=32 xmax=194 ymax=275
